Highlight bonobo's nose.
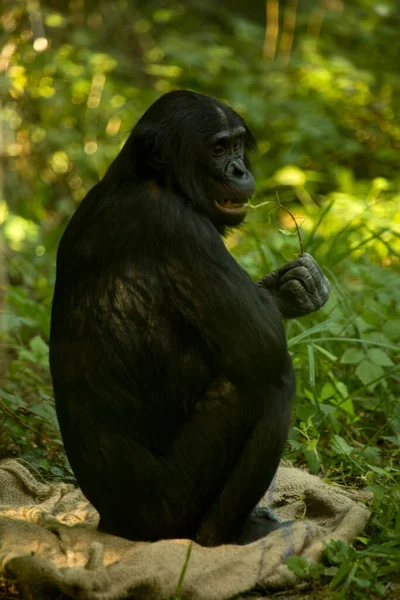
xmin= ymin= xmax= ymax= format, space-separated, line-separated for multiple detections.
xmin=226 ymin=158 xmax=247 ymax=179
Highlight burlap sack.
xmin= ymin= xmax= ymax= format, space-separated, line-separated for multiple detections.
xmin=0 ymin=459 xmax=370 ymax=599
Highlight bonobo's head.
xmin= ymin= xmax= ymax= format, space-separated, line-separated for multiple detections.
xmin=122 ymin=90 xmax=256 ymax=230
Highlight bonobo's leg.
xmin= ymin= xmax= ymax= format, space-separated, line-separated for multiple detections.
xmin=93 ymin=380 xmax=272 ymax=543
xmin=196 ymin=359 xmax=295 ymax=546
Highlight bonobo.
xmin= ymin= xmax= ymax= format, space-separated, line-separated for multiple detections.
xmin=50 ymin=90 xmax=330 ymax=546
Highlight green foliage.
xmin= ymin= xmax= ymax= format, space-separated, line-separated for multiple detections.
xmin=0 ymin=0 xmax=399 ymax=594
xmin=288 ymin=538 xmax=399 ymax=598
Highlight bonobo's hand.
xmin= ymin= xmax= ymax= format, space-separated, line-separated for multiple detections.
xmin=258 ymin=253 xmax=330 ymax=318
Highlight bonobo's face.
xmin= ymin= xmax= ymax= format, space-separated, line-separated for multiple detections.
xmin=127 ymin=90 xmax=256 ymax=230
xmin=207 ymin=124 xmax=255 ymax=226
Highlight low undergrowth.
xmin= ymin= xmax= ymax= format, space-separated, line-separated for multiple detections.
xmin=1 ymin=184 xmax=399 ymax=598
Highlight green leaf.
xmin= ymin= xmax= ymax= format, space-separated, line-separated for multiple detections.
xmin=332 ymin=434 xmax=354 ymax=456
xmin=320 ymin=383 xmax=336 ymax=400
xmin=0 ymin=390 xmax=24 ymax=408
xmin=382 ymin=320 xmax=400 ymax=340
xmin=296 ymin=404 xmax=317 ymax=422
xmin=335 ymin=381 xmax=348 ymax=399
xmin=340 ymin=399 xmax=355 ymax=415
xmin=287 ymin=556 xmax=309 ymax=577
xmin=367 ymin=348 xmax=394 ymax=367
xmin=355 ymin=360 xmax=384 ymax=387
xmin=18 ymin=349 xmax=37 ymax=363
xmin=305 ymin=448 xmax=321 ymax=473
xmin=29 ymin=335 xmax=49 ymax=365
xmin=340 ymin=348 xmax=365 ymax=364
xmin=366 ymin=464 xmax=388 ymax=476
xmin=319 ymin=403 xmax=336 ymax=415
xmin=29 ymin=403 xmax=57 ymax=425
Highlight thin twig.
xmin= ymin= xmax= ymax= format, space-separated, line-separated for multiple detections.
xmin=276 ymin=194 xmax=304 ymax=254
xmin=248 ymin=196 xmax=304 ymax=255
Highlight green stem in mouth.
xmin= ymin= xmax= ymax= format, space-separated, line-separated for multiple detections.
xmin=248 ymin=195 xmax=304 ymax=255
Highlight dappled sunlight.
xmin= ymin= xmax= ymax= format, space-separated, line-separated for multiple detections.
xmin=4 ymin=216 xmax=39 ymax=252
xmin=0 ymin=202 xmax=9 ymax=225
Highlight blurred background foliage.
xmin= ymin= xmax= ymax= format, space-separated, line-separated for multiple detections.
xmin=0 ymin=0 xmax=399 ymax=595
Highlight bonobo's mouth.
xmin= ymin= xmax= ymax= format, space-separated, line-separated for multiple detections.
xmin=215 ymin=200 xmax=248 ymax=214
xmin=214 ymin=200 xmax=248 ymax=225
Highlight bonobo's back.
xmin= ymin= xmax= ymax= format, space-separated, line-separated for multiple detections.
xmin=49 ymin=90 xmax=300 ymax=546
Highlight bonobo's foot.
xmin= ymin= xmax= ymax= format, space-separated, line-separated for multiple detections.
xmin=235 ymin=507 xmax=292 ymax=545
xmin=98 ymin=515 xmax=115 ymax=536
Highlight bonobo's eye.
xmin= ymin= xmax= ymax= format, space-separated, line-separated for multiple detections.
xmin=212 ymin=145 xmax=225 ymax=158
xmin=233 ymin=139 xmax=242 ymax=152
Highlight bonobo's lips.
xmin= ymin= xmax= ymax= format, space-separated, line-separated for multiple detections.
xmin=214 ymin=200 xmax=249 ymax=223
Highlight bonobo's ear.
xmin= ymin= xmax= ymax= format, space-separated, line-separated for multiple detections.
xmin=131 ymin=124 xmax=165 ymax=172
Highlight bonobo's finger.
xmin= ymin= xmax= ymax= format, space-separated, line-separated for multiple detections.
xmin=279 ymin=266 xmax=317 ymax=294
xmin=279 ymin=281 xmax=316 ymax=316
xmin=275 ymin=253 xmax=323 ymax=279
xmin=283 ymin=254 xmax=330 ymax=296
xmin=300 ymin=253 xmax=328 ymax=284
xmin=280 ymin=279 xmax=314 ymax=304
xmin=304 ymin=256 xmax=331 ymax=298
xmin=281 ymin=278 xmax=330 ymax=311
xmin=297 ymin=253 xmax=326 ymax=280
xmin=318 ymin=275 xmax=331 ymax=300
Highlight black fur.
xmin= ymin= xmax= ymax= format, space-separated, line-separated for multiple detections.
xmin=50 ymin=90 xmax=299 ymax=546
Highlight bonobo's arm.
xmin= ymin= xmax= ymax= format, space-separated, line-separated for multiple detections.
xmin=258 ymin=253 xmax=330 ymax=319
